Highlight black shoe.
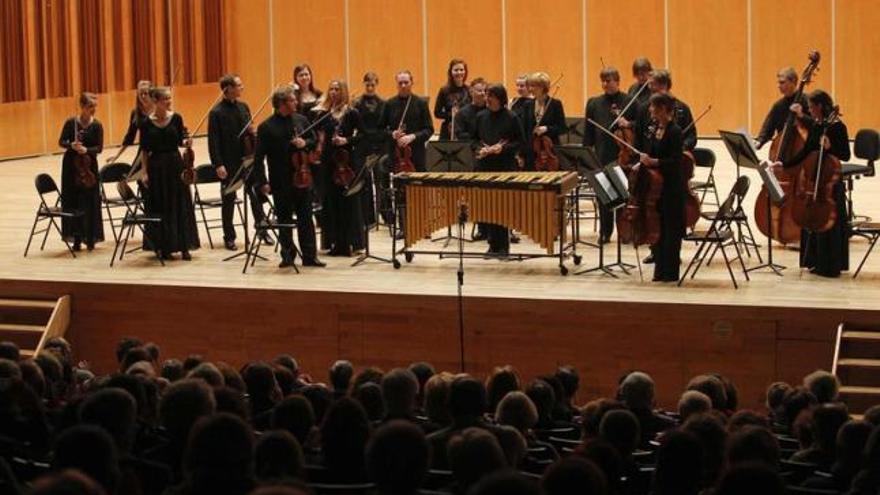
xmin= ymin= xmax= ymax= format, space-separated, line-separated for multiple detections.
xmin=86 ymin=242 xmax=95 ymax=251
xmin=181 ymin=251 xmax=192 ymax=261
xmin=510 ymin=233 xmax=521 ymax=244
xmin=393 ymin=230 xmax=405 ymax=241
xmin=73 ymin=241 xmax=82 ymax=252
xmin=279 ymin=253 xmax=295 ymax=268
xmin=224 ymin=239 xmax=237 ymax=251
xmin=643 ymin=254 xmax=655 ymax=264
xmin=600 ymin=235 xmax=611 ymax=245
xmin=302 ymin=257 xmax=326 ymax=267
xmin=161 ymin=251 xmax=174 ymax=260
xmin=472 ymin=231 xmax=487 ymax=241
xmin=258 ymin=232 xmax=274 ymax=246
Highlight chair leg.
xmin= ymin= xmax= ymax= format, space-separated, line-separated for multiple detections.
xmin=110 ymin=224 xmax=124 ymax=267
xmin=23 ymin=213 xmax=41 ymax=257
xmin=679 ymin=240 xmax=708 ymax=285
xmin=719 ymin=243 xmax=739 ymax=289
xmin=51 ymin=216 xmax=76 ymax=258
xmin=730 ymin=238 xmax=750 ymax=281
xmin=741 ymin=218 xmax=763 ymax=263
xmin=198 ymin=202 xmax=214 ymax=249
xmin=40 ymin=217 xmax=54 ymax=251
xmin=853 ymin=233 xmax=879 ymax=279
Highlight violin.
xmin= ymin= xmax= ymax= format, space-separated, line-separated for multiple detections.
xmin=71 ymin=117 xmax=97 ymax=189
xmin=331 ymin=109 xmax=356 ymax=188
xmin=532 ymin=76 xmax=563 ymax=172
xmin=180 ymin=126 xmax=195 ymax=185
xmin=791 ymin=107 xmax=842 ymax=233
xmin=393 ymin=95 xmax=417 ymax=174
xmin=610 ymin=102 xmax=635 ymax=168
xmin=754 ymin=50 xmax=820 ymax=245
xmin=290 ymin=123 xmax=313 ymax=189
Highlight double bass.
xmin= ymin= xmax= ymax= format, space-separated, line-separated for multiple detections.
xmin=754 ymin=51 xmax=821 ymax=245
xmin=791 ymin=107 xmax=842 ymax=233
xmin=71 ymin=117 xmax=98 ymax=189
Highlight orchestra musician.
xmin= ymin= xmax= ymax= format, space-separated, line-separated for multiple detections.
xmin=636 ymin=93 xmax=686 ymax=282
xmin=316 ymin=80 xmax=365 ymax=257
xmin=472 ymin=84 xmax=526 ymax=256
xmin=453 ymin=77 xmax=488 ymax=241
xmin=59 ymin=92 xmax=104 ymax=251
xmin=583 ymin=66 xmax=632 ymax=244
xmin=434 ymin=58 xmax=470 ymax=141
xmin=509 ymin=74 xmax=532 ymax=169
xmin=207 ymin=73 xmax=271 ymax=251
xmin=380 ymin=70 xmax=434 ymax=172
xmin=354 ymin=72 xmax=386 ymax=226
xmin=627 ymin=57 xmax=653 ymax=107
xmin=521 ymin=72 xmax=566 ymax=169
xmin=772 ymin=90 xmax=850 ymax=278
xmin=755 ymin=67 xmax=809 ymax=150
xmin=138 ymin=87 xmax=200 ymax=260
xmin=293 ymin=64 xmax=322 ymax=118
xmin=108 ymin=80 xmax=153 ymax=164
xmin=252 ymin=85 xmax=325 ymax=268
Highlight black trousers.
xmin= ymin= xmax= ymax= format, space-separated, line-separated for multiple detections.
xmin=487 ymin=223 xmax=510 ymax=253
xmin=274 ymin=186 xmax=317 ymax=260
xmin=221 ymin=182 xmax=267 ymax=242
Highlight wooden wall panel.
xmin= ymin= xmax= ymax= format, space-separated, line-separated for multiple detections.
xmin=835 ymin=0 xmax=880 ymax=132
xmin=750 ymin=0 xmax=832 ymax=133
xmin=0 ymin=101 xmax=44 ymax=158
xmin=668 ymin=0 xmax=747 ymax=134
xmin=585 ymin=0 xmax=665 ymax=98
xmin=349 ymin=0 xmax=425 ymax=99
xmin=224 ymin=0 xmax=271 ymax=126
xmin=425 ymin=0 xmax=503 ymax=120
xmin=172 ymin=83 xmax=220 ymax=140
xmin=506 ymin=0 xmax=583 ymax=118
xmin=271 ymin=1 xmax=346 ymax=91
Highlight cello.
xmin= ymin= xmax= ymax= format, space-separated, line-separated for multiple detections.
xmin=790 ymin=107 xmax=842 ymax=233
xmin=754 ymin=50 xmax=821 ymax=245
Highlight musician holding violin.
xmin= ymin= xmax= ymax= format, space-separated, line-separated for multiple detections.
xmin=584 ymin=66 xmax=633 ymax=243
xmin=138 ymin=86 xmax=200 ymax=260
xmin=472 ymin=84 xmax=526 ymax=256
xmin=208 ymin=73 xmax=271 ymax=251
xmin=380 ymin=70 xmax=434 ymax=172
xmin=636 ymin=93 xmax=686 ymax=282
xmin=434 ymin=58 xmax=470 ymax=141
xmin=252 ymin=85 xmax=325 ymax=268
xmin=771 ymin=90 xmax=850 ymax=278
xmin=521 ymin=72 xmax=566 ymax=170
xmin=59 ymin=92 xmax=104 ymax=251
xmin=627 ymin=57 xmax=653 ymax=107
xmin=315 ymin=80 xmax=365 ymax=257
xmin=107 ymin=80 xmax=153 ymax=166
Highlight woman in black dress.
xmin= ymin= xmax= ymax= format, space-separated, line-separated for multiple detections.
xmin=59 ymin=92 xmax=104 ymax=251
xmin=638 ymin=93 xmax=685 ymax=282
xmin=139 ymin=87 xmax=200 ymax=260
xmin=434 ymin=58 xmax=470 ymax=140
xmin=354 ymin=72 xmax=385 ymax=225
xmin=108 ymin=80 xmax=153 ymax=164
xmin=317 ymin=80 xmax=365 ymax=256
xmin=773 ymin=89 xmax=850 ymax=277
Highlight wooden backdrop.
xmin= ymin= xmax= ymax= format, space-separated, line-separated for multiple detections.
xmin=2 ymin=0 xmax=879 ymax=160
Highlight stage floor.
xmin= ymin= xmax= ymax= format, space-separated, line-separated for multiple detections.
xmin=2 ymin=138 xmax=879 ymax=312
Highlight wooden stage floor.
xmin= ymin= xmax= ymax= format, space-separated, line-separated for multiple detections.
xmin=1 ymin=139 xmax=879 ymax=409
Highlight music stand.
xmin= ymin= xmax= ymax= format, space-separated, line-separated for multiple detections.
xmin=426 ymin=141 xmax=475 ymax=246
xmin=348 ymin=154 xmax=393 ymax=267
xmin=576 ymin=164 xmax=633 ymax=277
xmin=222 ymin=157 xmax=263 ymax=262
xmin=720 ymin=129 xmax=786 ymax=276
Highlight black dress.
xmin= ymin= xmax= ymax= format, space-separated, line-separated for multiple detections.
xmin=59 ymin=117 xmax=105 ymax=245
xmin=139 ymin=113 xmax=200 ymax=255
xmin=520 ymin=97 xmax=566 ymax=169
xmin=354 ymin=94 xmax=386 ymax=224
xmin=646 ymin=123 xmax=685 ymax=282
xmin=434 ymin=84 xmax=470 ymax=140
xmin=319 ymin=107 xmax=365 ymax=254
xmin=782 ymin=120 xmax=851 ymax=277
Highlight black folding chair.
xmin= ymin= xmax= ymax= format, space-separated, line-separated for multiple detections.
xmin=841 ymin=129 xmax=879 ymax=229
xmin=701 ymin=175 xmax=761 ymax=261
xmin=99 ymin=162 xmax=133 ymax=242
xmin=110 ymin=181 xmax=164 ymax=267
xmin=852 ymin=222 xmax=880 ymax=278
xmin=679 ymin=187 xmax=750 ymax=289
xmin=690 ymin=147 xmax=720 ymax=209
xmin=243 ymin=219 xmax=300 ymax=274
xmin=24 ymin=174 xmax=83 ymax=258
xmin=192 ymin=163 xmax=243 ymax=248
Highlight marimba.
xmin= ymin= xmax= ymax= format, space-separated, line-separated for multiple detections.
xmin=392 ymin=171 xmax=581 ymax=275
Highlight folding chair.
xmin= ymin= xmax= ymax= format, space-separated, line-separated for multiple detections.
xmin=679 ymin=187 xmax=750 ymax=289
xmin=110 ymin=181 xmax=164 ymax=267
xmin=24 ymin=174 xmax=83 ymax=258
xmin=192 ymin=163 xmax=244 ymax=248
xmin=701 ymin=175 xmax=761 ymax=260
xmin=243 ymin=219 xmax=301 ymax=274
xmin=690 ymin=147 xmax=720 ymax=209
xmin=852 ymin=222 xmax=880 ymax=278
xmin=841 ymin=129 xmax=878 ymax=230
xmin=99 ymin=162 xmax=133 ymax=242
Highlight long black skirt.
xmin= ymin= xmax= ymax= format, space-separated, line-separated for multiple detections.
xmin=60 ymin=151 xmax=104 ymax=244
xmin=143 ymin=151 xmax=200 ymax=254
xmin=800 ymin=182 xmax=849 ymax=277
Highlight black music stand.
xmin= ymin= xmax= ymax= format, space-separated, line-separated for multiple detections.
xmin=575 ymin=164 xmax=633 ymax=277
xmin=426 ymin=141 xmax=475 ymax=246
xmin=347 ymin=154 xmax=393 ymax=267
xmin=222 ymin=158 xmax=264 ymax=262
xmin=720 ymin=130 xmax=786 ymax=276
xmin=555 ymin=145 xmax=602 ymax=255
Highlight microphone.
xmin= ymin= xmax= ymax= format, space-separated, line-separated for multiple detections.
xmin=458 ymin=201 xmax=469 ymax=224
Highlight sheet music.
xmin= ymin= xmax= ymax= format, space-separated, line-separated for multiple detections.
xmin=595 ymin=172 xmax=618 ymax=201
xmin=609 ymin=165 xmax=629 ymax=191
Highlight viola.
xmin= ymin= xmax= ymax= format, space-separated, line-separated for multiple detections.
xmin=71 ymin=118 xmax=97 ymax=189
xmin=393 ymin=142 xmax=416 ymax=174
xmin=308 ymin=130 xmax=324 ymax=165
xmin=331 ymin=115 xmax=355 ymax=188
xmin=533 ymin=134 xmax=560 ymax=171
xmin=791 ymin=108 xmax=842 ymax=233
xmin=754 ymin=50 xmax=820 ymax=245
xmin=291 ymin=148 xmax=312 ymax=189
xmin=180 ymin=126 xmax=195 ymax=185
xmin=610 ymin=103 xmax=635 ymax=168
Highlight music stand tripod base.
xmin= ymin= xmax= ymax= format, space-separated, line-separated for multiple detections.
xmin=222 ymin=159 xmax=268 ymax=263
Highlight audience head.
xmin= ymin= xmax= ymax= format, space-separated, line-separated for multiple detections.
xmin=329 ymin=360 xmax=354 ymax=394
xmin=765 ymin=381 xmax=791 ymax=417
xmin=300 ymin=383 xmax=333 ymax=424
xmin=255 ymin=430 xmax=304 ymax=482
xmin=158 ymin=379 xmax=216 ymax=442
xmin=726 ymin=425 xmax=780 ymax=469
xmin=184 ymin=413 xmax=255 ymax=487
xmin=653 ymin=430 xmax=704 ymax=495
xmin=781 ymin=386 xmax=818 ymax=428
xmin=678 ymin=390 xmax=712 ymax=422
xmin=0 ymin=358 xmax=21 ymax=380
xmin=686 ymin=374 xmax=728 ymax=410
xmin=78 ymin=387 xmax=137 ymax=453
xmin=0 ymin=341 xmax=21 ymax=361
xmin=493 ymin=425 xmax=527 ymax=468
xmin=495 ymin=391 xmax=538 ymax=434
xmin=554 ymin=366 xmax=580 ymax=402
xmin=449 ymin=376 xmax=488 ymax=422
xmin=214 ymin=386 xmax=250 ymax=421
xmin=52 ymin=425 xmax=119 ymax=494
xmin=366 ymin=420 xmax=430 ymax=495
xmin=31 ymin=469 xmax=108 ymax=495
xmin=320 ymin=397 xmax=371 ymax=481
xmin=216 ymin=362 xmax=246 ymax=392
xmin=115 ymin=337 xmax=143 ymax=364
xmin=618 ymin=371 xmax=656 ymax=412
xmin=161 ymin=359 xmax=185 ymax=382
xmin=424 ymin=372 xmax=454 ymax=426
xmin=576 ymin=439 xmax=623 ymax=494
xmin=803 ymin=369 xmax=840 ymax=404
xmin=182 ymin=354 xmax=205 ymax=372
xmin=542 ymin=456 xmax=607 ymax=495
xmin=187 ymin=362 xmax=224 ymax=388
xmin=272 ymin=395 xmax=316 ymax=447
xmin=273 ymin=364 xmax=297 ymax=396
xmin=407 ymin=361 xmax=435 ymax=408
xmin=353 ymin=382 xmax=386 ymax=422
xmin=580 ymin=398 xmax=626 ymax=439
xmin=486 ymin=366 xmax=521 ymax=412
xmin=727 ymin=410 xmax=770 ymax=433
xmin=242 ymin=361 xmax=281 ymax=409
xmin=716 ymin=462 xmax=784 ymax=495
xmin=447 ymin=427 xmax=507 ymax=492
xmin=599 ymin=409 xmax=640 ymax=459
xmin=352 ymin=367 xmax=384 ymax=390
xmin=524 ymin=379 xmax=555 ymax=425
xmin=682 ymin=413 xmax=728 ymax=486
xmin=833 ymin=420 xmax=873 ymax=480
xmin=470 ymin=470 xmax=542 ymax=495
xmin=810 ymin=402 xmax=850 ymax=453
xmin=381 ymin=368 xmax=419 ymax=417
xmin=864 ymin=404 xmax=880 ymax=426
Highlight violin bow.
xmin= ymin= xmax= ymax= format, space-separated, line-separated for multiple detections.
xmin=237 ymin=84 xmax=281 ymax=139
xmin=587 ymin=118 xmax=642 ymax=155
xmin=610 ymin=79 xmax=650 ymax=130
xmin=682 ymin=104 xmax=712 ymax=134
xmin=397 ymin=94 xmax=413 ymax=131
